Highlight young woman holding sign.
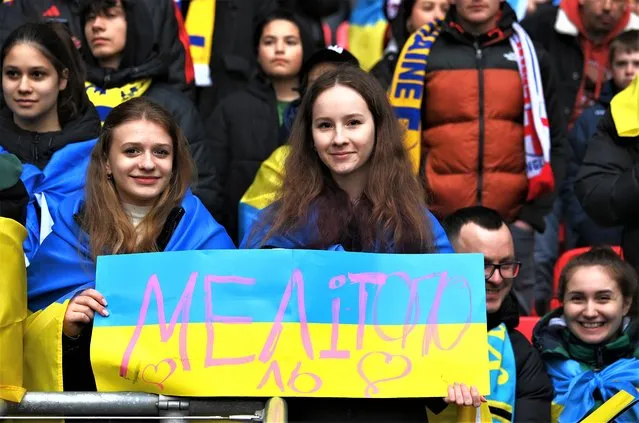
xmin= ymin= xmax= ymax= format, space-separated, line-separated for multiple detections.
xmin=533 ymin=247 xmax=639 ymax=422
xmin=25 ymin=97 xmax=235 ymax=392
xmin=242 ymin=66 xmax=482 ymax=420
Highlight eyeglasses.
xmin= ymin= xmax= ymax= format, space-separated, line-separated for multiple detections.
xmin=484 ymin=261 xmax=521 ymax=280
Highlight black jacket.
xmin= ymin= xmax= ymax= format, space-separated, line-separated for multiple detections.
xmin=6 ymin=0 xmax=193 ymax=96
xmin=483 ymin=294 xmax=554 ymax=422
xmin=206 ymin=74 xmax=289 ymax=242
xmin=82 ymin=1 xmax=222 ymax=218
xmin=0 ymin=103 xmax=100 ymax=227
xmin=196 ymin=0 xmax=335 ymax=120
xmin=575 ymin=108 xmax=639 ymax=271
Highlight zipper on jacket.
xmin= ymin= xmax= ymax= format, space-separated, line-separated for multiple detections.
xmin=474 ymin=41 xmax=485 ymax=205
xmin=595 ymin=345 xmax=604 ymax=370
xmin=32 ymin=133 xmax=40 ymax=164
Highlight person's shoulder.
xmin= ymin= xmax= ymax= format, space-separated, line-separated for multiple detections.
xmin=145 ymin=83 xmax=196 ymax=110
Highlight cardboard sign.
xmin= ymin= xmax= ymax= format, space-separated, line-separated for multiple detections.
xmin=92 ymin=249 xmax=489 ymax=398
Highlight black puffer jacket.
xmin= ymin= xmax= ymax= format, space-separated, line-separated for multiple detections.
xmin=576 ymin=108 xmax=639 ymax=272
xmin=0 ymin=103 xmax=100 ymax=226
xmin=196 ymin=0 xmax=338 ymax=119
xmin=5 ymin=0 xmax=193 ymax=96
xmin=81 ymin=0 xmax=222 ymax=218
xmin=206 ymin=74 xmax=289 ymax=243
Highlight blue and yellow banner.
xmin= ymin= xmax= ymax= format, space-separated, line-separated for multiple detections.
xmin=92 ymin=250 xmax=489 ymax=398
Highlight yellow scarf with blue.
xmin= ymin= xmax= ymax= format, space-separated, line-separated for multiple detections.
xmin=184 ymin=0 xmax=215 ymax=86
xmin=428 ymin=323 xmax=517 ymax=422
xmin=388 ymin=21 xmax=440 ymax=174
xmin=85 ymin=79 xmax=152 ymax=124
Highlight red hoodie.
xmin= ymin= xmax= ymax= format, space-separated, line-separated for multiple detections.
xmin=560 ymin=0 xmax=631 ymax=126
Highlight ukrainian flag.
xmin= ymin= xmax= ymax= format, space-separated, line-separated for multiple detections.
xmin=349 ymin=0 xmax=387 ymax=71
xmin=238 ymin=145 xmax=289 ymax=243
xmin=0 ymin=217 xmax=27 ymax=403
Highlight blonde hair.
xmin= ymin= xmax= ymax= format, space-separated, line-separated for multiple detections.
xmin=83 ymin=98 xmax=195 ymax=260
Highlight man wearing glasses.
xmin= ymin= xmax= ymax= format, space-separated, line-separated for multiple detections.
xmin=442 ymin=206 xmax=553 ymax=422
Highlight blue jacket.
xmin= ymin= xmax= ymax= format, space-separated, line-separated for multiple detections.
xmin=27 ymin=190 xmax=235 ymax=312
xmin=564 ymin=82 xmax=623 ymax=247
xmin=241 ymin=206 xmax=454 ymax=254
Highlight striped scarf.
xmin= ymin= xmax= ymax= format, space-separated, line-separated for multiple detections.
xmin=389 ymin=20 xmax=554 ymax=201
xmin=184 ymin=0 xmax=215 ymax=87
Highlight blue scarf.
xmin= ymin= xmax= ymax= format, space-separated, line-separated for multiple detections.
xmin=0 ymin=139 xmax=97 ymax=262
xmin=547 ymin=357 xmax=639 ymax=422
xmin=26 ymin=190 xmax=235 ymax=312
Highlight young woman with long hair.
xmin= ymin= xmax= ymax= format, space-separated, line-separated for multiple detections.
xmin=245 ymin=65 xmax=451 ymax=254
xmin=25 ymin=97 xmax=234 ymax=393
xmin=0 ymin=22 xmax=101 ymax=261
xmin=243 ymin=66 xmax=484 ymax=421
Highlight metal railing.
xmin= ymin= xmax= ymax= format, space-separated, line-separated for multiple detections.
xmin=0 ymin=392 xmax=268 ymax=422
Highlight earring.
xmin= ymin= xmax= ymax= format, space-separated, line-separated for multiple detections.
xmin=107 ymin=173 xmax=113 ymax=180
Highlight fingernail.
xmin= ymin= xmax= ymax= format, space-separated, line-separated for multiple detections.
xmin=102 ymin=299 xmax=108 ymax=306
xmin=103 ymin=310 xmax=110 ymax=317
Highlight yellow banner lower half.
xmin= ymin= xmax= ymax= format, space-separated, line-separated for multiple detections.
xmin=92 ymin=322 xmax=489 ymax=398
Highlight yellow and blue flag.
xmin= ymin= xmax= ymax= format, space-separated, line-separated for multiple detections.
xmin=91 ymin=249 xmax=490 ymax=398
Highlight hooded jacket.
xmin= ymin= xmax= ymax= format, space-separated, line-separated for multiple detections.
xmin=521 ymin=1 xmax=639 ymax=128
xmin=5 ymin=0 xmax=193 ymax=96
xmin=0 ymin=103 xmax=101 ymax=259
xmin=564 ymin=81 xmax=623 ymax=247
xmin=575 ymin=82 xmax=639 ymax=272
xmin=81 ymin=0 xmax=222 ymax=218
xmin=195 ymin=0 xmax=337 ymax=120
xmin=206 ymin=73 xmax=292 ymax=244
xmin=420 ymin=3 xmax=566 ymax=232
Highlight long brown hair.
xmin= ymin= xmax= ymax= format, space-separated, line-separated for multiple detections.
xmin=1 ymin=22 xmax=91 ymax=126
xmin=258 ymin=65 xmax=434 ymax=253
xmin=83 ymin=97 xmax=195 ymax=260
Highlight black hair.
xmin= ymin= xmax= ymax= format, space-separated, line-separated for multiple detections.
xmin=81 ymin=0 xmax=128 ymax=19
xmin=442 ymin=206 xmax=506 ymax=245
xmin=1 ymin=22 xmax=90 ymax=127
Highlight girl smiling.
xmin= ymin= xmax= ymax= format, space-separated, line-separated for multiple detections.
xmin=533 ymin=247 xmax=639 ymax=422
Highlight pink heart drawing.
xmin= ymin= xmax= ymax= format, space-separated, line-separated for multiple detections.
xmin=357 ymin=352 xmax=413 ymax=398
xmin=141 ymin=358 xmax=177 ymax=390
